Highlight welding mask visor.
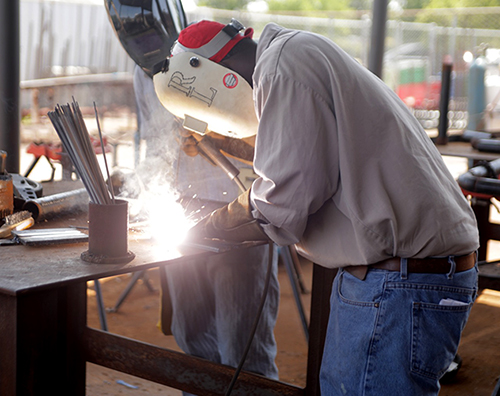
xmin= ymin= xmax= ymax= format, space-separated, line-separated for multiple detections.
xmin=104 ymin=0 xmax=187 ymax=77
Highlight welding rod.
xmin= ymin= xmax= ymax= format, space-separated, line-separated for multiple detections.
xmin=94 ymin=102 xmax=115 ymax=203
xmin=49 ymin=105 xmax=99 ymax=202
xmin=48 ymin=99 xmax=112 ymax=205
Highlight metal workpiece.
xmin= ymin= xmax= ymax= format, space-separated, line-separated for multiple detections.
xmin=22 ymin=188 xmax=89 ymax=222
xmin=13 ymin=228 xmax=88 ymax=246
xmin=81 ymin=199 xmax=135 ymax=264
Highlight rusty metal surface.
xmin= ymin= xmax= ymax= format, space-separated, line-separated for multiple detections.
xmin=85 ymin=327 xmax=304 ymax=396
xmin=0 ymin=219 xmax=266 ymax=296
xmin=0 ymin=282 xmax=87 ymax=395
xmin=22 ymin=188 xmax=89 ymax=222
xmin=0 ymin=239 xmax=213 ymax=295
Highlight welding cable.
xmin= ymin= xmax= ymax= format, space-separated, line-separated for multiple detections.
xmin=224 ymin=242 xmax=277 ymax=396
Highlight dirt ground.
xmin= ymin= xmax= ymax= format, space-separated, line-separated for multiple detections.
xmin=84 ymin=260 xmax=500 ymax=396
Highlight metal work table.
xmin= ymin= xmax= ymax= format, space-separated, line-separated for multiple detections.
xmin=436 ymin=141 xmax=500 ymax=162
xmin=0 ymin=211 xmax=334 ymax=395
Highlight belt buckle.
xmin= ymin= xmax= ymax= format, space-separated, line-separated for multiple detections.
xmin=345 ymin=265 xmax=369 ymax=280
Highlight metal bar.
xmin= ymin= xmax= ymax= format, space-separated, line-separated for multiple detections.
xmin=85 ymin=327 xmax=304 ymax=396
xmin=368 ymin=0 xmax=388 ymax=78
xmin=0 ymin=0 xmax=20 ymax=173
xmin=94 ymin=103 xmax=115 ymax=202
xmin=436 ymin=61 xmax=453 ymax=145
xmin=22 ymin=188 xmax=89 ymax=222
xmin=107 ymin=271 xmax=144 ymax=313
xmin=20 ymin=72 xmax=132 ymax=89
xmin=279 ymin=246 xmax=309 ymax=342
xmin=289 ymin=245 xmax=309 ymax=294
xmin=492 ymin=375 xmax=500 ymax=396
xmin=93 ymin=280 xmax=108 ymax=332
xmin=305 ymin=265 xmax=336 ymax=396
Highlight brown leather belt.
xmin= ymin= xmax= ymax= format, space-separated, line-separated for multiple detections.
xmin=345 ymin=252 xmax=476 ymax=280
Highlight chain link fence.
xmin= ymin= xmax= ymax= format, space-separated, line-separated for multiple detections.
xmin=189 ymin=6 xmax=500 ymax=130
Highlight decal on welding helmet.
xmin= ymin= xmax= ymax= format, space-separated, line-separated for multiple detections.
xmin=168 ymin=71 xmax=217 ymax=107
xmin=223 ymin=73 xmax=238 ymax=89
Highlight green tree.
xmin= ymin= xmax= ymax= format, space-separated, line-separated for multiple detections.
xmin=425 ymin=0 xmax=500 ymax=6
xmin=267 ymin=0 xmax=351 ymax=11
xmin=415 ymin=0 xmax=500 ymax=29
xmin=405 ymin=0 xmax=432 ymax=9
xmin=197 ymin=0 xmax=250 ymax=10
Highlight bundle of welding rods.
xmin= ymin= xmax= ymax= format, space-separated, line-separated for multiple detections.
xmin=48 ymin=99 xmax=115 ymax=205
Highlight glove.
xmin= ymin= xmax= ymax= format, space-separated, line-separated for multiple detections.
xmin=217 ymin=136 xmax=254 ymax=164
xmin=179 ymin=128 xmax=200 ymax=157
xmin=187 ymin=189 xmax=270 ymax=242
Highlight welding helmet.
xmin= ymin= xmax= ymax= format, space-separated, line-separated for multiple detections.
xmin=153 ymin=19 xmax=258 ymax=139
xmin=104 ymin=0 xmax=187 ymax=77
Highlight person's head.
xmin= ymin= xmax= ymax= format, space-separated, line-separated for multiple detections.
xmin=171 ymin=19 xmax=257 ymax=87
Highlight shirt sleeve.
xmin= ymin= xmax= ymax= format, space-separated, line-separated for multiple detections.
xmin=251 ymin=73 xmax=340 ymax=246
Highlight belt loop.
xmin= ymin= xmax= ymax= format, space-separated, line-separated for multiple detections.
xmin=400 ymin=258 xmax=408 ymax=280
xmin=447 ymin=256 xmax=456 ymax=279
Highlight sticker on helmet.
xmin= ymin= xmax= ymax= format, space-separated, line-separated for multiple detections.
xmin=223 ymin=73 xmax=238 ymax=89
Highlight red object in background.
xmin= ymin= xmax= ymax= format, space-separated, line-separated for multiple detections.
xmin=26 ymin=142 xmax=62 ymax=161
xmin=397 ymin=81 xmax=442 ymax=109
xmin=90 ymin=136 xmax=112 ymax=155
xmin=25 ymin=139 xmax=112 ymax=182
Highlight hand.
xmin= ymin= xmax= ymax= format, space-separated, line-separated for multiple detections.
xmin=180 ymin=134 xmax=199 ymax=157
xmin=177 ymin=127 xmax=200 ymax=157
xmin=186 ymin=189 xmax=269 ymax=242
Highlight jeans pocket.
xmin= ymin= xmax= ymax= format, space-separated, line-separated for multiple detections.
xmin=337 ymin=269 xmax=382 ymax=307
xmin=411 ymin=300 xmax=473 ymax=379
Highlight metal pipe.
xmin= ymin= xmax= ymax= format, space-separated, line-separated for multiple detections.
xmin=0 ymin=0 xmax=20 ymax=173
xmin=436 ymin=60 xmax=453 ymax=145
xmin=22 ymin=188 xmax=89 ymax=222
xmin=368 ymin=0 xmax=388 ymax=79
xmin=20 ymin=72 xmax=132 ymax=90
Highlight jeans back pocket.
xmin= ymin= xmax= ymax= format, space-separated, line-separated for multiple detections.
xmin=411 ymin=301 xmax=473 ymax=380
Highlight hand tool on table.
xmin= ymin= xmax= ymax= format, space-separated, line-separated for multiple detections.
xmin=0 ymin=210 xmax=34 ymax=239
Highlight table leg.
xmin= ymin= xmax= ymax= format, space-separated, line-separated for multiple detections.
xmin=0 ymin=282 xmax=87 ymax=395
xmin=305 ymin=264 xmax=337 ymax=395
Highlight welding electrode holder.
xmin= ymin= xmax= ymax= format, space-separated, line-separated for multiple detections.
xmin=193 ymin=134 xmax=247 ymax=193
xmin=81 ymin=199 xmax=135 ymax=264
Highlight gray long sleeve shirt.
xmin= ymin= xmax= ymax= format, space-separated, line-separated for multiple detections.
xmin=250 ymin=23 xmax=479 ymax=268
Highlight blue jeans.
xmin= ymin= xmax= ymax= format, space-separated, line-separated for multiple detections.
xmin=320 ymin=259 xmax=478 ymax=396
xmin=165 ymin=243 xmax=280 ymax=394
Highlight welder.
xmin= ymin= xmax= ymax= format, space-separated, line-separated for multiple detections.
xmin=159 ymin=20 xmax=480 ymax=395
xmin=105 ymin=2 xmax=279 ymax=390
